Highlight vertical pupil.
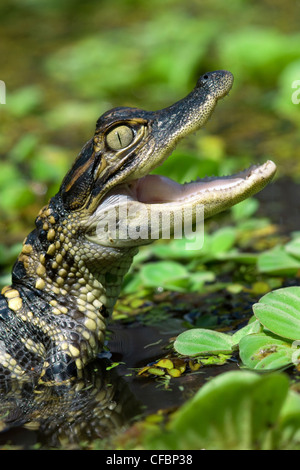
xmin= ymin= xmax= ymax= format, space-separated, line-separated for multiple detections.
xmin=117 ymin=132 xmax=122 ymax=146
xmin=106 ymin=125 xmax=133 ymax=149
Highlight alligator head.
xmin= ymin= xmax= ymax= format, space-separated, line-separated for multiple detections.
xmin=59 ymin=70 xmax=276 ymax=251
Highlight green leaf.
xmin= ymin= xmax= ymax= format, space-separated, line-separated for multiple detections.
xmin=285 ymin=236 xmax=300 ymax=259
xmin=239 ymin=333 xmax=293 ymax=370
xmin=187 ymin=271 xmax=215 ymax=291
xmin=151 ymin=238 xmax=202 ymax=260
xmin=140 ymin=261 xmax=188 ymax=290
xmin=231 ymin=198 xmax=259 ymax=221
xmin=257 ymin=246 xmax=300 ymax=275
xmin=216 ymin=251 xmax=258 ymax=264
xmin=277 ymin=390 xmax=300 ymax=449
xmin=207 ymin=227 xmax=237 ymax=255
xmin=253 ymin=286 xmax=300 ymax=340
xmin=174 ymin=328 xmax=234 ymax=356
xmin=231 ymin=319 xmax=262 ymax=344
xmin=146 ymin=371 xmax=289 ymax=450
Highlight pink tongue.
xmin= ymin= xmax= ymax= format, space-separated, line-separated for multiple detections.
xmin=136 ymin=175 xmax=182 ymax=203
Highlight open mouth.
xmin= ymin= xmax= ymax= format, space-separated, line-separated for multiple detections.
xmin=88 ymin=159 xmax=276 ymax=248
xmin=125 ymin=160 xmax=277 ymax=205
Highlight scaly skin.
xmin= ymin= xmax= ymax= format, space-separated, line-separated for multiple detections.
xmin=0 ymin=71 xmax=276 ymax=384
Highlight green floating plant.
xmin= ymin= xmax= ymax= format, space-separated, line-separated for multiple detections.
xmin=253 ymin=286 xmax=300 ymax=340
xmin=174 ymin=286 xmax=300 ymax=371
xmin=239 ymin=334 xmax=294 ymax=370
xmin=174 ymin=320 xmax=261 ymax=357
xmin=144 ymin=370 xmax=300 ymax=450
xmin=258 ymin=234 xmax=300 ymax=275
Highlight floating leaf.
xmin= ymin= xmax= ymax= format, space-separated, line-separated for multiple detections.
xmin=231 ymin=319 xmax=262 ymax=344
xmin=156 ymin=359 xmax=174 ymax=370
xmin=257 ymin=246 xmax=300 ymax=275
xmin=168 ymin=369 xmax=181 ymax=377
xmin=147 ymin=367 xmax=165 ymax=376
xmin=285 ymin=236 xmax=300 ymax=259
xmin=146 ymin=371 xmax=289 ymax=450
xmin=174 ymin=328 xmax=234 ymax=356
xmin=208 ymin=227 xmax=237 ymax=254
xmin=277 ymin=390 xmax=300 ymax=449
xmin=239 ymin=333 xmax=293 ymax=370
xmin=140 ymin=261 xmax=188 ymax=290
xmin=253 ymin=286 xmax=300 ymax=340
xmin=231 ymin=198 xmax=259 ymax=221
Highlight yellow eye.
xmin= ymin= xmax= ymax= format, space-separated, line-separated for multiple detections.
xmin=106 ymin=125 xmax=134 ymax=150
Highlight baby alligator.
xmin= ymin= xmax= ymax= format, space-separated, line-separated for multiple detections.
xmin=0 ymin=71 xmax=276 ymax=384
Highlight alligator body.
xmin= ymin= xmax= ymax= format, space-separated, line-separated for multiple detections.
xmin=0 ymin=70 xmax=276 ymax=386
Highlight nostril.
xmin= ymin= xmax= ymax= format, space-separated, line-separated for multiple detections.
xmin=203 ymin=74 xmax=209 ymax=80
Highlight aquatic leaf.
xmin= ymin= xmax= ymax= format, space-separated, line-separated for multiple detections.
xmin=207 ymin=227 xmax=237 ymax=255
xmin=189 ymin=360 xmax=201 ymax=371
xmin=168 ymin=369 xmax=181 ymax=377
xmin=257 ymin=245 xmax=300 ymax=275
xmin=105 ymin=361 xmax=125 ymax=370
xmin=174 ymin=328 xmax=234 ymax=356
xmin=253 ymin=286 xmax=300 ymax=340
xmin=231 ymin=319 xmax=262 ymax=344
xmin=151 ymin=238 xmax=204 ymax=260
xmin=187 ymin=271 xmax=215 ymax=291
xmin=239 ymin=333 xmax=293 ymax=370
xmin=146 ymin=371 xmax=289 ymax=450
xmin=277 ymin=390 xmax=300 ymax=449
xmin=216 ymin=251 xmax=258 ymax=264
xmin=285 ymin=236 xmax=300 ymax=259
xmin=147 ymin=367 xmax=165 ymax=376
xmin=231 ymin=198 xmax=259 ymax=221
xmin=199 ymin=354 xmax=230 ymax=366
xmin=156 ymin=359 xmax=174 ymax=370
xmin=140 ymin=261 xmax=188 ymax=290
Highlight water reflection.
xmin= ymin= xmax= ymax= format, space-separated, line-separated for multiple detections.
xmin=0 ymin=359 xmax=139 ymax=449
